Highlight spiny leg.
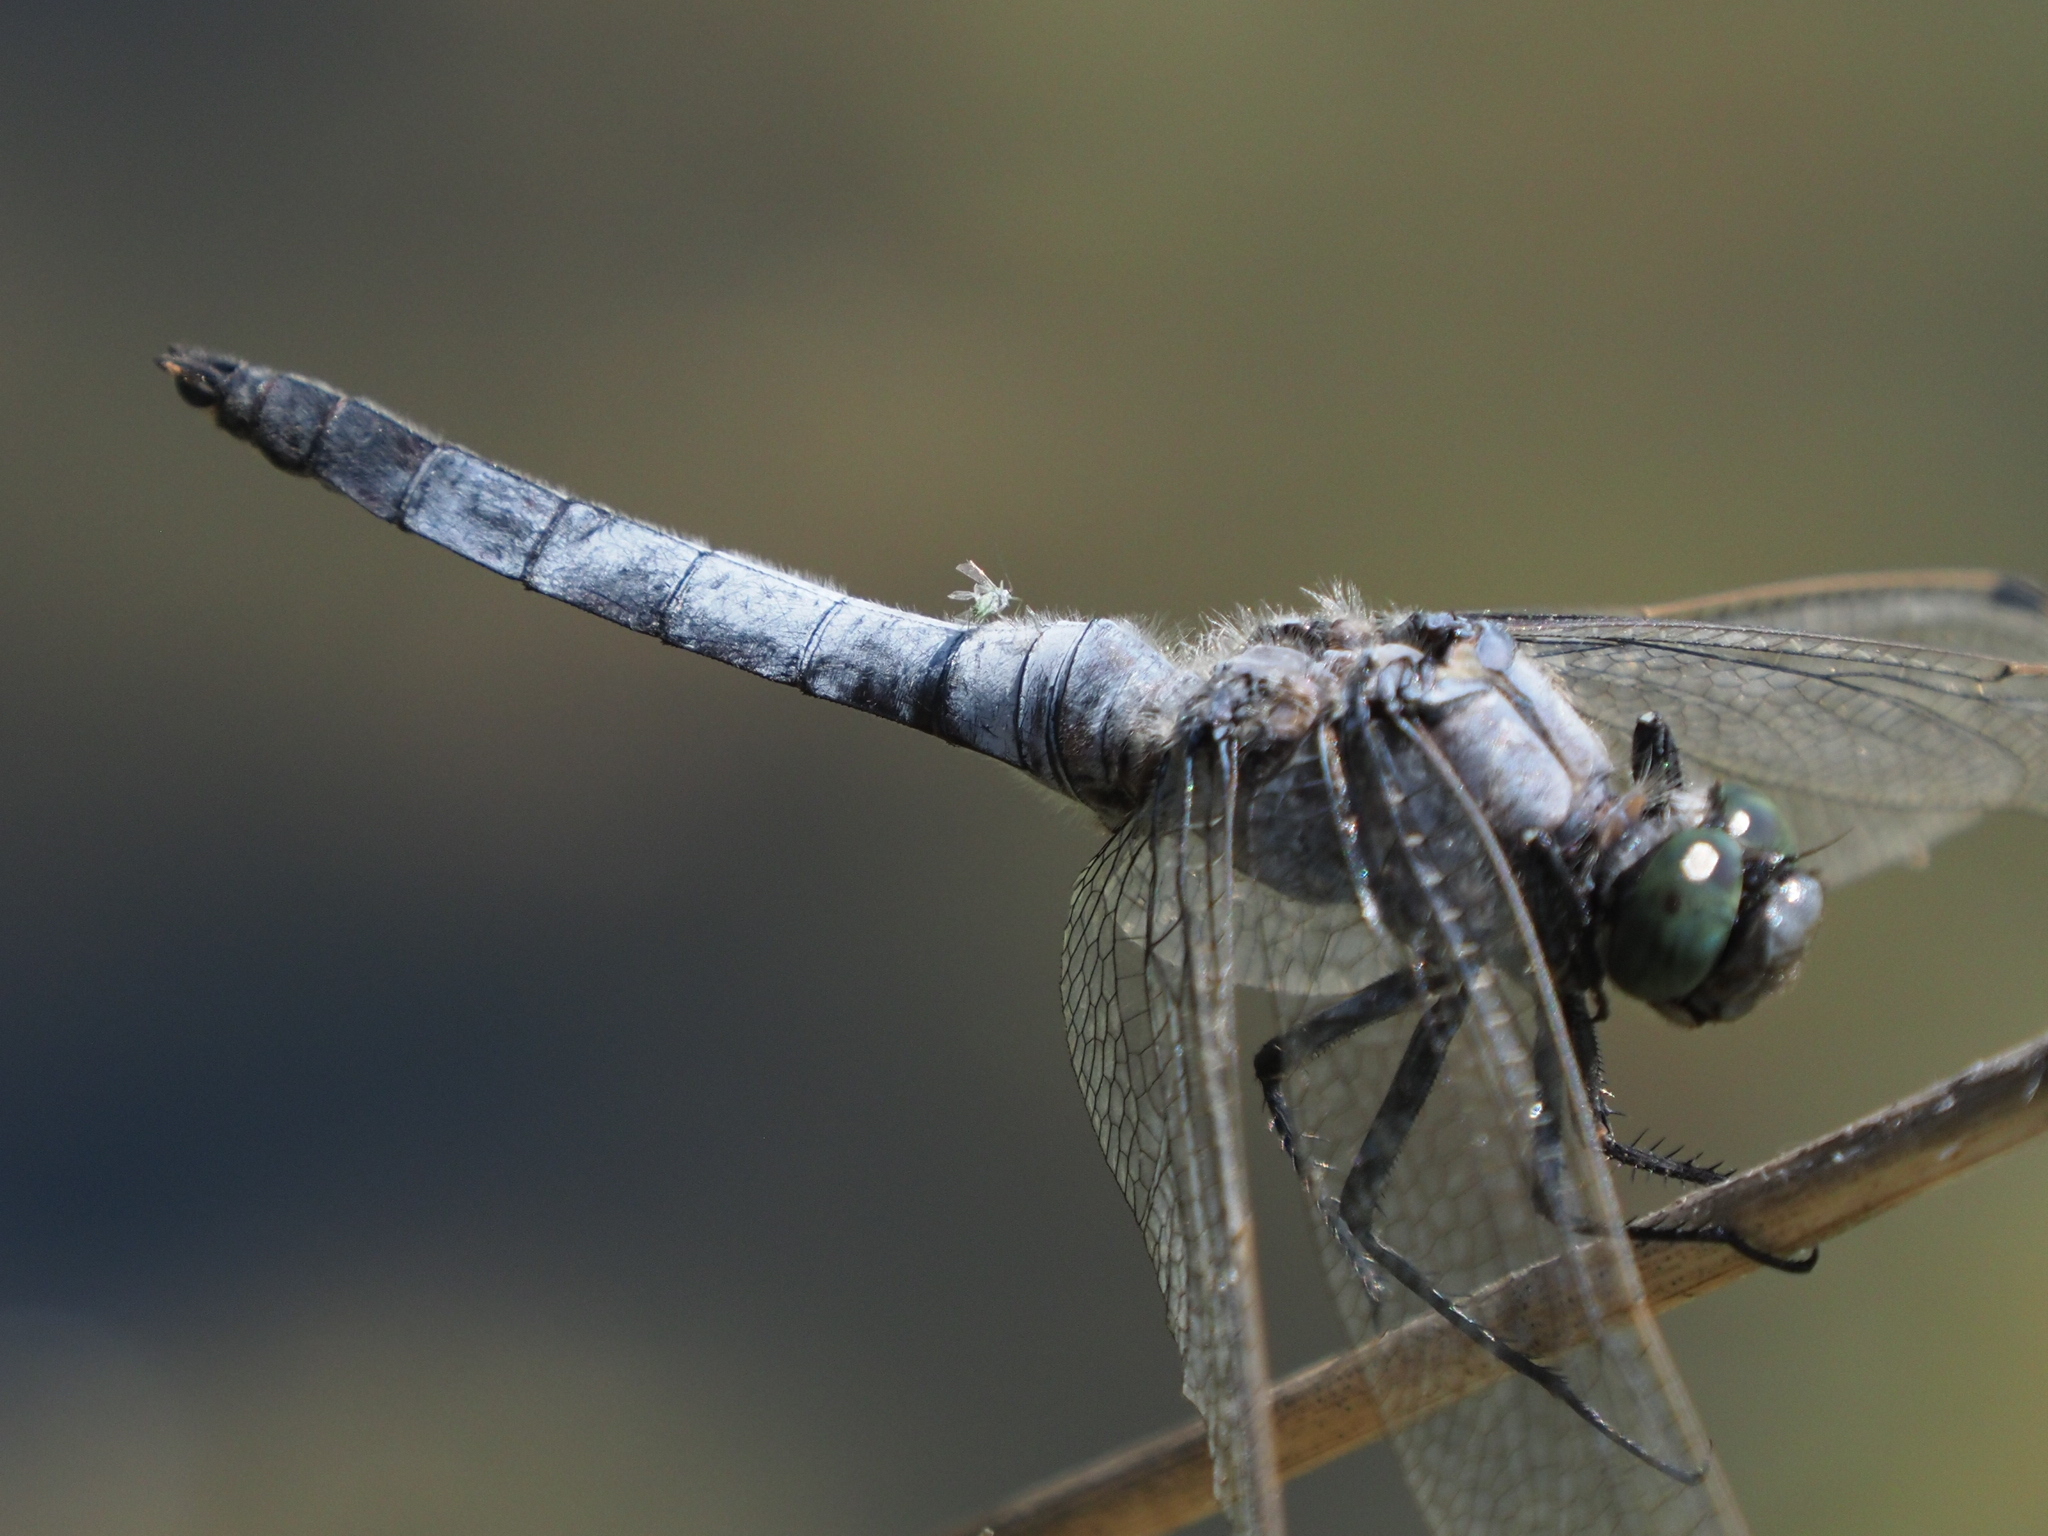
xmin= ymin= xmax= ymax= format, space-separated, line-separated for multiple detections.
xmin=1262 ymin=981 xmax=1705 ymax=1484
xmin=1559 ymin=1003 xmax=1819 ymax=1271
xmin=1559 ymin=1016 xmax=1819 ymax=1274
xmin=1253 ymin=969 xmax=1422 ymax=1173
xmin=1627 ymin=1218 xmax=1819 ymax=1273
xmin=1345 ymin=1001 xmax=1706 ymax=1482
xmin=1531 ymin=995 xmax=1726 ymax=1196
xmin=1527 ymin=1002 xmax=1818 ymax=1273
xmin=1600 ymin=1131 xmax=1728 ymax=1185
xmin=1511 ymin=831 xmax=1706 ymax=1185
xmin=1565 ymin=1010 xmax=1737 ymax=1187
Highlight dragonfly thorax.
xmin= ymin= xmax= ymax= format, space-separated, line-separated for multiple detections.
xmin=1215 ymin=614 xmax=1622 ymax=845
xmin=1379 ymin=622 xmax=1619 ymax=847
xmin=1203 ymin=614 xmax=1824 ymax=1026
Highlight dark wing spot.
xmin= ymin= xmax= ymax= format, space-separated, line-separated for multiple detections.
xmin=1991 ymin=574 xmax=2048 ymax=612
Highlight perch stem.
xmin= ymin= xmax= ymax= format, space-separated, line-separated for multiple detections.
xmin=938 ymin=1027 xmax=2048 ymax=1536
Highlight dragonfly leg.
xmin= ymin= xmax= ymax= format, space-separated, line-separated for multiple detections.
xmin=1528 ymin=1003 xmax=1819 ymax=1273
xmin=1334 ymin=1219 xmax=1705 ymax=1483
xmin=1526 ymin=1003 xmax=1726 ymax=1216
xmin=1322 ymin=997 xmax=1706 ymax=1485
xmin=1628 ymin=1219 xmax=1820 ymax=1274
xmin=1509 ymin=829 xmax=1685 ymax=1204
xmin=1526 ymin=1023 xmax=1583 ymax=1233
xmin=1253 ymin=969 xmax=1424 ymax=1176
xmin=1566 ymin=1024 xmax=1733 ymax=1187
xmin=1334 ymin=994 xmax=1463 ymax=1221
xmin=1599 ymin=1132 xmax=1728 ymax=1184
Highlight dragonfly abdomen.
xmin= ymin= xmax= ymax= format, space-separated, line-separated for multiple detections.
xmin=160 ymin=348 xmax=1190 ymax=820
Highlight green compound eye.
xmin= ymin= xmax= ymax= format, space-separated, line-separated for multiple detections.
xmin=1603 ymin=828 xmax=1745 ymax=1004
xmin=1713 ymin=783 xmax=1798 ymax=859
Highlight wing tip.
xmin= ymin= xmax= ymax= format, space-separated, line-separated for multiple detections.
xmin=1989 ymin=573 xmax=2048 ymax=613
xmin=1635 ymin=567 xmax=2044 ymax=620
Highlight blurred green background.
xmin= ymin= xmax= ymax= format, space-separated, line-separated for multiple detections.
xmin=4 ymin=4 xmax=2048 ymax=1533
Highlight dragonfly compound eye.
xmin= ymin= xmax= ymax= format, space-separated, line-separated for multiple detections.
xmin=1602 ymin=828 xmax=1744 ymax=1005
xmin=1712 ymin=783 xmax=1799 ymax=859
xmin=1666 ymin=867 xmax=1825 ymax=1024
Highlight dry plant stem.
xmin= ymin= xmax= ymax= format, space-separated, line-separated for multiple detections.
xmin=940 ymin=1028 xmax=2048 ymax=1536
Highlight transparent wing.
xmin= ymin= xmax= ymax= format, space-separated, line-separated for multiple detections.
xmin=1241 ymin=717 xmax=1747 ymax=1536
xmin=1236 ymin=730 xmax=1407 ymax=998
xmin=1503 ymin=587 xmax=2048 ymax=885
xmin=1062 ymin=732 xmax=1285 ymax=1536
xmin=1638 ymin=567 xmax=2048 ymax=660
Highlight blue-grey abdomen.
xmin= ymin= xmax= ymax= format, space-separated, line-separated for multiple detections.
xmin=161 ymin=348 xmax=1192 ymax=821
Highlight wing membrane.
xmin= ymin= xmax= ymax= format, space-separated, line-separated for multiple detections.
xmin=1637 ymin=567 xmax=2048 ymax=660
xmin=1059 ymin=575 xmax=2045 ymax=1531
xmin=1241 ymin=715 xmax=1747 ymax=1536
xmin=1062 ymin=731 xmax=1285 ymax=1536
xmin=1504 ymin=611 xmax=2048 ymax=884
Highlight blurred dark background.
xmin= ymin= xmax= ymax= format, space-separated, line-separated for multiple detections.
xmin=4 ymin=4 xmax=2048 ymax=1533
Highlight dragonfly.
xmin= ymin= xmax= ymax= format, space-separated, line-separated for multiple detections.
xmin=158 ymin=347 xmax=2048 ymax=1536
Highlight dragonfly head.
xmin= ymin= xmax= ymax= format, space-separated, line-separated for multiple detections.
xmin=1599 ymin=783 xmax=1824 ymax=1025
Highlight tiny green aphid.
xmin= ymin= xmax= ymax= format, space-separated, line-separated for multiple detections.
xmin=949 ymin=559 xmax=1014 ymax=622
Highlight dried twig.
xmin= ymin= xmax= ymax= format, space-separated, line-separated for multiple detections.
xmin=939 ymin=1029 xmax=2048 ymax=1536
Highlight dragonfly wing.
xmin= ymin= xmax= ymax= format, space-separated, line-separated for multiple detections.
xmin=1234 ymin=732 xmax=1408 ymax=999
xmin=1062 ymin=731 xmax=1286 ymax=1536
xmin=1505 ymin=608 xmax=2048 ymax=886
xmin=1637 ymin=567 xmax=2048 ymax=660
xmin=1243 ymin=714 xmax=1748 ymax=1536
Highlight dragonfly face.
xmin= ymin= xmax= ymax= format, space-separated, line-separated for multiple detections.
xmin=1598 ymin=794 xmax=1824 ymax=1025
